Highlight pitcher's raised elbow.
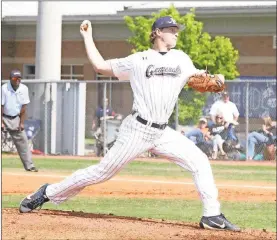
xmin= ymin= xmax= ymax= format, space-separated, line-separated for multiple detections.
xmin=93 ymin=66 xmax=101 ymax=73
xmin=93 ymin=63 xmax=107 ymax=73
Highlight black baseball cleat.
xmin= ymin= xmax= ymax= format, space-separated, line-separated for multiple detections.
xmin=200 ymin=213 xmax=241 ymax=231
xmin=19 ymin=184 xmax=50 ymax=213
xmin=26 ymin=167 xmax=38 ymax=172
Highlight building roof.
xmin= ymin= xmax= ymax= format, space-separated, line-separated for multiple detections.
xmin=117 ymin=4 xmax=277 ymax=18
xmin=2 ymin=4 xmax=276 ymax=25
xmin=126 ymin=2 xmax=276 ymax=9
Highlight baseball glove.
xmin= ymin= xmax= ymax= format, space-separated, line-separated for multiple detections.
xmin=187 ymin=73 xmax=225 ymax=93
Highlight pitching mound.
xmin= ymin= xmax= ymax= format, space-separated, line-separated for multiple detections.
xmin=3 ymin=208 xmax=276 ymax=240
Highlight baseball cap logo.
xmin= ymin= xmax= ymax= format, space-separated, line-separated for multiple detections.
xmin=168 ymin=18 xmax=176 ymax=24
xmin=151 ymin=16 xmax=184 ymax=31
xmin=10 ymin=69 xmax=22 ymax=78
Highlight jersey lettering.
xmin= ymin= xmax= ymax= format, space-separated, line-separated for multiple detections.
xmin=145 ymin=65 xmax=181 ymax=78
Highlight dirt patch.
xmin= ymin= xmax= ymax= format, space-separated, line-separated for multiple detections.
xmin=2 ymin=172 xmax=276 ymax=202
xmin=2 ymin=208 xmax=276 ymax=240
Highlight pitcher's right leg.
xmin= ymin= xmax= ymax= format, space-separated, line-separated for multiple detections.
xmin=151 ymin=127 xmax=221 ymax=217
xmin=151 ymin=127 xmax=240 ymax=231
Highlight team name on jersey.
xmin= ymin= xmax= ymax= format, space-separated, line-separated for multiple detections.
xmin=145 ymin=65 xmax=181 ymax=78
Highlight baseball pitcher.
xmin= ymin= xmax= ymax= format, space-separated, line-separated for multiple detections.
xmin=19 ymin=16 xmax=239 ymax=231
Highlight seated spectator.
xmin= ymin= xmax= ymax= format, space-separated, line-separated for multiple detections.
xmin=185 ymin=117 xmax=211 ymax=144
xmin=248 ymin=116 xmax=276 ymax=160
xmin=184 ymin=117 xmax=213 ymax=158
xmin=209 ymin=91 xmax=239 ymax=142
xmin=92 ymin=97 xmax=116 ymax=131
xmin=209 ymin=114 xmax=228 ymax=159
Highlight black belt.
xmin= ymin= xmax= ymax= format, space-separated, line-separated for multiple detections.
xmin=3 ymin=114 xmax=18 ymax=119
xmin=132 ymin=111 xmax=167 ymax=130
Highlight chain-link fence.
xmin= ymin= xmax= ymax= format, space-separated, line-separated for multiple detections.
xmin=195 ymin=78 xmax=276 ymax=161
xmin=1 ymin=78 xmax=276 ymax=161
xmin=1 ymin=80 xmax=88 ymax=155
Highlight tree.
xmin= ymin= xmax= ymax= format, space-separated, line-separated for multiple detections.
xmin=124 ymin=5 xmax=239 ymax=125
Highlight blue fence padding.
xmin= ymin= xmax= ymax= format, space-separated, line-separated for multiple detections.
xmin=239 ymin=76 xmax=276 ymax=80
xmin=203 ymin=79 xmax=276 ymax=119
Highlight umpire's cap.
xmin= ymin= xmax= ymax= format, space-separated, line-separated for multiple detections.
xmin=10 ymin=69 xmax=22 ymax=79
xmin=151 ymin=16 xmax=184 ymax=31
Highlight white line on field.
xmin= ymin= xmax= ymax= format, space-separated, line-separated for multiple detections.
xmin=3 ymin=172 xmax=276 ymax=190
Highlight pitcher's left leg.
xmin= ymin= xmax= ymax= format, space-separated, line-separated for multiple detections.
xmin=151 ymin=127 xmax=220 ymax=217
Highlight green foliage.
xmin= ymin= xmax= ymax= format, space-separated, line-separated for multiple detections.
xmin=124 ymin=5 xmax=239 ymax=125
xmin=171 ymin=86 xmax=207 ymax=125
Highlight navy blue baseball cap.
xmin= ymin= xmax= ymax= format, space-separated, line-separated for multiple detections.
xmin=151 ymin=16 xmax=184 ymax=31
xmin=10 ymin=69 xmax=22 ymax=78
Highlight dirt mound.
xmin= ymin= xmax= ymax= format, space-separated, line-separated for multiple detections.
xmin=2 ymin=208 xmax=276 ymax=240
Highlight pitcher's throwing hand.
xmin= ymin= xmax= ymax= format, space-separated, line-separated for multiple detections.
xmin=80 ymin=20 xmax=92 ymax=38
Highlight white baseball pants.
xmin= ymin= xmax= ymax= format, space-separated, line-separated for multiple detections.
xmin=46 ymin=114 xmax=220 ymax=217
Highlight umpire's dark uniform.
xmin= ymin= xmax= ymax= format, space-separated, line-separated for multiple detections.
xmin=1 ymin=70 xmax=38 ymax=172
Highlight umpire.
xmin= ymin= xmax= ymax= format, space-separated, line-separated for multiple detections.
xmin=1 ymin=69 xmax=38 ymax=172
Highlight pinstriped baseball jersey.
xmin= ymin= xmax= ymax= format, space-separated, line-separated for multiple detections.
xmin=108 ymin=49 xmax=199 ymax=124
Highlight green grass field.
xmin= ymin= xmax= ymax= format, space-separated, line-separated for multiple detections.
xmin=2 ymin=156 xmax=276 ymax=232
xmin=85 ymin=137 xmax=95 ymax=145
xmin=2 ymin=156 xmax=276 ymax=182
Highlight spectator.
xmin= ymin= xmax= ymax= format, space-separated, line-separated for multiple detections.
xmin=185 ymin=117 xmax=211 ymax=144
xmin=247 ymin=116 xmax=276 ymax=160
xmin=209 ymin=114 xmax=228 ymax=159
xmin=1 ymin=69 xmax=38 ymax=172
xmin=92 ymin=97 xmax=115 ymax=130
xmin=209 ymin=91 xmax=239 ymax=141
xmin=184 ymin=117 xmax=213 ymax=158
xmin=96 ymin=97 xmax=115 ymax=119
